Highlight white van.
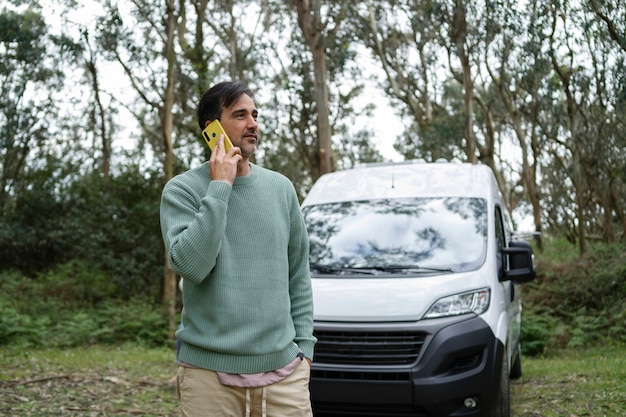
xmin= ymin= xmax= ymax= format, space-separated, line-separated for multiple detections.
xmin=301 ymin=161 xmax=535 ymax=417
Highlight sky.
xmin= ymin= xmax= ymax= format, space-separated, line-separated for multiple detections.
xmin=41 ymin=0 xmax=405 ymax=162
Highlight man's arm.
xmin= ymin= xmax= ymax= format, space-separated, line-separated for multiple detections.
xmin=160 ymin=176 xmax=232 ymax=283
xmin=287 ymin=193 xmax=317 ymax=361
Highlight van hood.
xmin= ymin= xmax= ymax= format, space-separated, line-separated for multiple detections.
xmin=312 ymin=272 xmax=487 ymax=322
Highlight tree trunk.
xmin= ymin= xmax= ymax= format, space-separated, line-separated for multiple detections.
xmin=311 ymin=46 xmax=332 ymax=175
xmin=611 ymin=186 xmax=626 ymax=241
xmin=450 ymin=0 xmax=477 ymax=163
xmin=294 ymin=0 xmax=334 ymax=176
xmin=162 ymin=0 xmax=178 ymax=345
xmin=85 ymin=58 xmax=110 ymax=178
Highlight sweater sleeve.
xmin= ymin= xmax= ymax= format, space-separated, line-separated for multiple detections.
xmin=160 ymin=174 xmax=233 ymax=283
xmin=287 ymin=189 xmax=317 ymax=360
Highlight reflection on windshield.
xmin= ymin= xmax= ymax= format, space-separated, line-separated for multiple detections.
xmin=303 ymin=197 xmax=487 ymax=274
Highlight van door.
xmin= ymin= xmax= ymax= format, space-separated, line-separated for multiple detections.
xmin=495 ymin=205 xmax=520 ymax=362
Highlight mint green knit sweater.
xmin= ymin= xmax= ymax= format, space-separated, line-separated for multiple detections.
xmin=160 ymin=162 xmax=316 ymax=374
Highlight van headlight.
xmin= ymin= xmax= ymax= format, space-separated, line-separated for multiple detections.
xmin=423 ymin=289 xmax=490 ymax=319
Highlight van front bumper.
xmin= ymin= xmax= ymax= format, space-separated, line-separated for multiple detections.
xmin=310 ymin=316 xmax=505 ymax=417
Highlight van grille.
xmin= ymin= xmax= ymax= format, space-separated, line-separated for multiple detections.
xmin=314 ymin=330 xmax=426 ymax=365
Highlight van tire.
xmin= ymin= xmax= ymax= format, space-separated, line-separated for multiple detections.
xmin=491 ymin=352 xmax=511 ymax=417
xmin=510 ymin=345 xmax=522 ymax=379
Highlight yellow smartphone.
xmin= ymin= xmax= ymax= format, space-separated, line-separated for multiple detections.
xmin=202 ymin=120 xmax=234 ymax=152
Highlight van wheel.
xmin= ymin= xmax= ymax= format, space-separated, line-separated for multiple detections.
xmin=510 ymin=345 xmax=522 ymax=379
xmin=491 ymin=352 xmax=510 ymax=417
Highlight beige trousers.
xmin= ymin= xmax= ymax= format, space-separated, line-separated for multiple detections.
xmin=176 ymin=360 xmax=313 ymax=417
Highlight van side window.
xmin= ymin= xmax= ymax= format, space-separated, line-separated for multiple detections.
xmin=495 ymin=207 xmax=506 ymax=250
xmin=495 ymin=206 xmax=506 ymax=271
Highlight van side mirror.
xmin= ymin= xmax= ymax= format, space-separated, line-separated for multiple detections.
xmin=501 ymin=240 xmax=536 ymax=283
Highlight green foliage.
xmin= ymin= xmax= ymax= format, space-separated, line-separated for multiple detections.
xmin=58 ymin=167 xmax=165 ymax=300
xmin=520 ymin=237 xmax=626 ymax=356
xmin=0 ymin=165 xmax=165 ymax=300
xmin=535 ymin=235 xmax=580 ymax=264
xmin=0 ymin=7 xmax=81 ymax=220
xmin=566 ymin=308 xmax=608 ymax=348
xmin=520 ymin=308 xmax=559 ymax=356
xmin=0 ymin=302 xmax=51 ymax=347
xmin=0 ymin=268 xmax=169 ymax=349
xmin=37 ymin=259 xmax=117 ymax=304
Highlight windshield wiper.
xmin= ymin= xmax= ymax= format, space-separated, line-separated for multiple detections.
xmin=310 ymin=263 xmax=376 ymax=275
xmin=370 ymin=265 xmax=455 ymax=273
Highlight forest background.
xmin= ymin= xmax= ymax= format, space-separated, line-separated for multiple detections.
xmin=1 ymin=0 xmax=625 ymax=356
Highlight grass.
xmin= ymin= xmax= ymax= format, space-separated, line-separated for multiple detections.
xmin=511 ymin=345 xmax=626 ymax=417
xmin=1 ymin=344 xmax=625 ymax=416
xmin=0 ymin=344 xmax=179 ymax=416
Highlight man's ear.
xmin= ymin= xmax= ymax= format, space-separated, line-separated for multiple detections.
xmin=204 ymin=120 xmax=213 ymax=128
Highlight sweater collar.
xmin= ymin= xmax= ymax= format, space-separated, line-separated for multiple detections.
xmin=233 ymin=163 xmax=257 ymax=187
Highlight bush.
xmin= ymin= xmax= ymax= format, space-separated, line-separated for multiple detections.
xmin=0 ymin=268 xmax=169 ymax=349
xmin=520 ymin=308 xmax=558 ymax=356
xmin=0 ymin=302 xmax=51 ymax=347
xmin=0 ymin=166 xmax=165 ymax=301
xmin=38 ymin=259 xmax=118 ymax=305
xmin=521 ymin=238 xmax=626 ymax=355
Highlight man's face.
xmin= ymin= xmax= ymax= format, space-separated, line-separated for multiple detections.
xmin=218 ymin=94 xmax=259 ymax=158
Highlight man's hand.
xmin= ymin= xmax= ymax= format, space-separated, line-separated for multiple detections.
xmin=209 ymin=135 xmax=242 ymax=185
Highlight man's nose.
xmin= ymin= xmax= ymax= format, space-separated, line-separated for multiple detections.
xmin=247 ymin=115 xmax=258 ymax=129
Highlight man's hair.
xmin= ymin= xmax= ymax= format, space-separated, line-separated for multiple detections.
xmin=197 ymin=81 xmax=255 ymax=130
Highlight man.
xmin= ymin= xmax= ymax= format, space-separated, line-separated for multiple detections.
xmin=160 ymin=81 xmax=316 ymax=417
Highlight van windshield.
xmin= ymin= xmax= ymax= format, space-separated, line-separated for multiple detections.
xmin=302 ymin=197 xmax=487 ymax=275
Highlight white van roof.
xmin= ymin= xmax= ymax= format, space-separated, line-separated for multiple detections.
xmin=302 ymin=160 xmax=501 ymax=207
